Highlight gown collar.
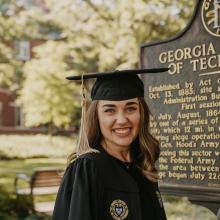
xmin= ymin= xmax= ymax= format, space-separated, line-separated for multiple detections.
xmin=97 ymin=145 xmax=133 ymax=169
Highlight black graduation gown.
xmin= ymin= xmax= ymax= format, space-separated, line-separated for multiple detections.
xmin=52 ymin=148 xmax=167 ymax=220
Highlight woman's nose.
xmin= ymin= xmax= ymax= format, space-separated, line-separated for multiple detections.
xmin=116 ymin=112 xmax=128 ymax=124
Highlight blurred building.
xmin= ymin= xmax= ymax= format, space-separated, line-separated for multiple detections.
xmin=0 ymin=88 xmax=17 ymax=127
xmin=0 ymin=0 xmax=52 ymax=132
xmin=0 ymin=0 xmax=47 ymax=129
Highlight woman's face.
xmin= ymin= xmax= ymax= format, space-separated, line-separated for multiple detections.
xmin=97 ymin=98 xmax=140 ymax=150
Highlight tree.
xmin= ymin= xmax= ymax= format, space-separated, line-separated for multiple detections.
xmin=20 ymin=41 xmax=81 ymax=130
xmin=0 ymin=0 xmax=23 ymax=91
xmin=20 ymin=0 xmax=195 ymax=128
xmin=42 ymin=0 xmax=195 ymax=70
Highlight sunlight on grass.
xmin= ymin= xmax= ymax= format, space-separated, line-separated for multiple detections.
xmin=0 ymin=178 xmax=12 ymax=185
xmin=0 ymin=158 xmax=66 ymax=193
xmin=0 ymin=158 xmax=66 ymax=192
xmin=0 ymin=134 xmax=72 ymax=193
xmin=0 ymin=134 xmax=76 ymax=159
xmin=25 ymin=158 xmax=67 ymax=164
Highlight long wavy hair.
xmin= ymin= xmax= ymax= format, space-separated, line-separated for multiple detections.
xmin=68 ymin=97 xmax=160 ymax=182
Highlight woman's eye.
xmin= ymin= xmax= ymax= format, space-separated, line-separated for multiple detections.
xmin=104 ymin=109 xmax=115 ymax=113
xmin=127 ymin=107 xmax=137 ymax=112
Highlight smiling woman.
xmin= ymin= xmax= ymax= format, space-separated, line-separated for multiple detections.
xmin=52 ymin=68 xmax=168 ymax=220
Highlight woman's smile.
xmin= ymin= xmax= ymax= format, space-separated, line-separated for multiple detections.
xmin=113 ymin=127 xmax=131 ymax=136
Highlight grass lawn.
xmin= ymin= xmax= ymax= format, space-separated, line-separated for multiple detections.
xmin=0 ymin=134 xmax=74 ymax=193
xmin=0 ymin=157 xmax=67 ymax=220
xmin=0 ymin=158 xmax=66 ymax=193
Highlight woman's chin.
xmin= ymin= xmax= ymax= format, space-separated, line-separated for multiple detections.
xmin=112 ymin=139 xmax=133 ymax=149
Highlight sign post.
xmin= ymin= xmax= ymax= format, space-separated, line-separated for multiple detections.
xmin=141 ymin=0 xmax=220 ymax=218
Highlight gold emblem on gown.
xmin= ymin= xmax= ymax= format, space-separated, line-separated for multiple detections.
xmin=110 ymin=199 xmax=129 ymax=220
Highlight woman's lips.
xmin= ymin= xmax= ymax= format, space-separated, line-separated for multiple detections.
xmin=113 ymin=128 xmax=131 ymax=136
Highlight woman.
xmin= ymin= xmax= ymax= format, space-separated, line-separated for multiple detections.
xmin=53 ymin=69 xmax=168 ymax=220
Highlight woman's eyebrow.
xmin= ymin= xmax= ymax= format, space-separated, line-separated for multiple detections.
xmin=101 ymin=102 xmax=138 ymax=108
xmin=126 ymin=102 xmax=138 ymax=106
xmin=102 ymin=104 xmax=116 ymax=108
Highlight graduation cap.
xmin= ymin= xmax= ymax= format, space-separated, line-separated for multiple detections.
xmin=66 ymin=68 xmax=168 ymax=101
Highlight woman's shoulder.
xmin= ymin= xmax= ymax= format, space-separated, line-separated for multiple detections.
xmin=61 ymin=151 xmax=103 ymax=184
xmin=67 ymin=150 xmax=104 ymax=171
xmin=76 ymin=149 xmax=104 ymax=163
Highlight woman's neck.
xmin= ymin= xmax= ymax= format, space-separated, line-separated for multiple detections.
xmin=101 ymin=140 xmax=131 ymax=162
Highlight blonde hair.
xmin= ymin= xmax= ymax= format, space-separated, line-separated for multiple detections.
xmin=68 ymin=97 xmax=160 ymax=182
xmin=138 ymin=97 xmax=160 ymax=182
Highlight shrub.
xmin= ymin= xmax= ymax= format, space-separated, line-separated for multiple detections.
xmin=0 ymin=186 xmax=52 ymax=220
xmin=0 ymin=186 xmax=32 ymax=219
xmin=0 ymin=135 xmax=75 ymax=159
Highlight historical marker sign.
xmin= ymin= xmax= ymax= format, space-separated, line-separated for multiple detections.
xmin=141 ymin=0 xmax=220 ymax=216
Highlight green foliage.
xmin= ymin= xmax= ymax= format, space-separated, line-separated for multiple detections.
xmin=0 ymin=185 xmax=32 ymax=220
xmin=41 ymin=0 xmax=195 ymax=70
xmin=19 ymin=41 xmax=81 ymax=129
xmin=18 ymin=0 xmax=195 ymax=128
xmin=0 ymin=43 xmax=22 ymax=91
xmin=24 ymin=214 xmax=51 ymax=220
xmin=0 ymin=0 xmax=20 ymax=39
xmin=0 ymin=158 xmax=66 ymax=192
xmin=0 ymin=134 xmax=75 ymax=159
xmin=0 ymin=185 xmax=51 ymax=219
xmin=0 ymin=0 xmax=24 ymax=91
xmin=0 ymin=135 xmax=67 ymax=219
xmin=163 ymin=196 xmax=216 ymax=220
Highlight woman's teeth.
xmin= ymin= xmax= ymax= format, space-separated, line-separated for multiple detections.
xmin=114 ymin=128 xmax=130 ymax=134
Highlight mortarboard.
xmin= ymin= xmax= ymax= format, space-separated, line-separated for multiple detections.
xmin=66 ymin=68 xmax=168 ymax=101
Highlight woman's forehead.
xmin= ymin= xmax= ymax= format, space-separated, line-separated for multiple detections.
xmin=98 ymin=98 xmax=139 ymax=107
